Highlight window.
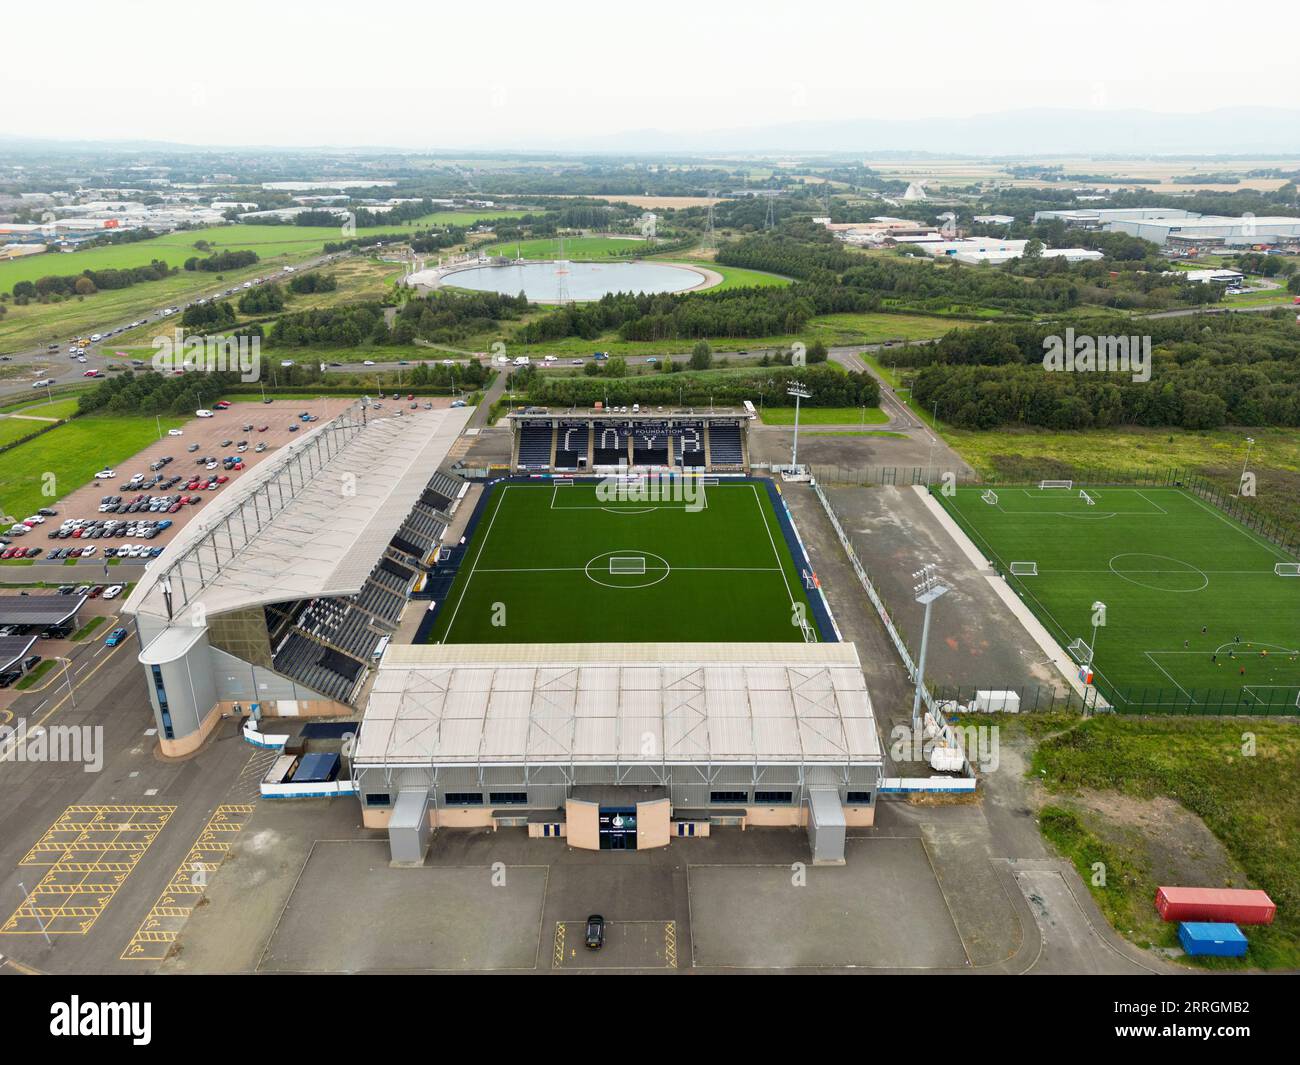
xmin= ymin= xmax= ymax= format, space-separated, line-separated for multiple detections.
xmin=150 ymin=665 xmax=173 ymax=740
xmin=490 ymin=792 xmax=528 ymax=806
xmin=444 ymin=792 xmax=484 ymax=806
xmin=365 ymin=793 xmax=392 ymax=807
xmin=847 ymin=791 xmax=873 ymax=805
xmin=710 ymin=790 xmax=748 ymax=804
xmin=754 ymin=790 xmax=793 ymax=805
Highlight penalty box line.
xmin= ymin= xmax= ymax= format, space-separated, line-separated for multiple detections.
xmin=550 ymin=485 xmax=710 ymax=510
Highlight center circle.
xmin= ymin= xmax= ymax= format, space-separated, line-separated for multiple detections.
xmin=1107 ymin=553 xmax=1209 ymax=593
xmin=584 ymin=550 xmax=671 ymax=589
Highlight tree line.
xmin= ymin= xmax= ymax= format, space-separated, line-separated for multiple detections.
xmin=904 ymin=312 xmax=1300 ymax=430
xmin=184 ymin=249 xmax=259 ymax=272
xmin=11 ymin=260 xmax=176 ymax=299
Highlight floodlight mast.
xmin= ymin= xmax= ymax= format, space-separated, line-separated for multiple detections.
xmin=910 ymin=564 xmax=950 ymax=734
xmin=788 ymin=386 xmax=811 ymax=467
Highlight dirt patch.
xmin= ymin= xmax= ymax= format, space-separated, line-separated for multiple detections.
xmin=1049 ymin=788 xmax=1249 ymax=892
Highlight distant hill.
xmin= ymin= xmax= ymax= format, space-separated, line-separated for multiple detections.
xmin=527 ymin=108 xmax=1300 ymax=156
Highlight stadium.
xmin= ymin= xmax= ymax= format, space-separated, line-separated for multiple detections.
xmin=124 ymin=401 xmax=882 ymax=863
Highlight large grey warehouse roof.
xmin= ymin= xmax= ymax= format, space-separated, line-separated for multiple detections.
xmin=354 ymin=642 xmax=882 ymax=768
xmin=123 ymin=403 xmax=473 ymax=622
xmin=0 ymin=594 xmax=87 ymax=626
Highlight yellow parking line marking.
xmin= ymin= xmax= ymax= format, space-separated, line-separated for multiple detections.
xmin=553 ymin=921 xmax=566 ymax=967
xmin=2 ymin=804 xmax=175 ymax=936
xmin=121 ymin=804 xmax=254 ymax=961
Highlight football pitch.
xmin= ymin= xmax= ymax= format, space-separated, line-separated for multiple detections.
xmin=424 ymin=480 xmax=819 ymax=644
xmin=937 ymin=485 xmax=1300 ymax=711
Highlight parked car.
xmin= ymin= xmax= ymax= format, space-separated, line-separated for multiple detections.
xmin=585 ymin=915 xmax=605 ymax=949
xmin=168 ymin=428 xmax=184 ymax=436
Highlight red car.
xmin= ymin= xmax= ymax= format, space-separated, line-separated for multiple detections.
xmin=214 ymin=401 xmax=232 ymax=410
xmin=168 ymin=503 xmax=181 ymax=513
xmin=257 ymin=425 xmax=268 ymax=432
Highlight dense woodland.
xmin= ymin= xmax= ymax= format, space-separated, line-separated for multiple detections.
xmin=901 ymin=313 xmax=1300 ymax=430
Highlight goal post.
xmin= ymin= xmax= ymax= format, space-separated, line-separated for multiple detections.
xmin=1275 ymin=562 xmax=1300 ymax=576
xmin=1067 ymin=637 xmax=1094 ymax=665
xmin=1038 ymin=479 xmax=1072 ymax=489
xmin=981 ymin=489 xmax=998 ymax=505
xmin=1009 ymin=561 xmax=1038 ymax=576
xmin=610 ymin=556 xmax=646 ymax=575
xmin=1079 ymin=489 xmax=1095 ymax=506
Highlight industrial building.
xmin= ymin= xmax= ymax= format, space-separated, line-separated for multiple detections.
xmin=122 ymin=402 xmax=473 ymax=755
xmin=1107 ymin=214 xmax=1300 ymax=249
xmin=354 ymin=641 xmax=882 ymax=863
xmin=1032 ymin=207 xmax=1199 ymax=228
xmin=921 ymin=238 xmax=1104 ymax=264
xmin=1033 ymin=207 xmax=1300 ymax=248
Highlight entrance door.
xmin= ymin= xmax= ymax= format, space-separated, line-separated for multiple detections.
xmin=598 ymin=806 xmax=638 ymax=850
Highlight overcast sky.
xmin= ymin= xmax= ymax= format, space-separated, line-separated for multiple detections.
xmin=4 ymin=0 xmax=1298 ymax=149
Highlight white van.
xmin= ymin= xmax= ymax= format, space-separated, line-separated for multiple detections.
xmin=195 ymin=409 xmax=214 ymax=418
xmin=513 ymin=355 xmax=531 ymax=366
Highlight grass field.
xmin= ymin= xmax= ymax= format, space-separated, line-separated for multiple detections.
xmin=425 ymin=481 xmax=817 ymax=644
xmin=482 ymin=235 xmax=648 ymax=260
xmin=0 ymin=414 xmax=185 ymax=522
xmin=936 ymin=485 xmax=1300 ymax=711
xmin=759 ymin=406 xmax=889 ymax=426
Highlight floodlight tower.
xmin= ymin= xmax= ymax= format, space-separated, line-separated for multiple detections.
xmin=765 ymin=195 xmax=776 ymax=230
xmin=911 ymin=564 xmax=950 ymax=734
xmin=1089 ymin=601 xmax=1105 ymax=667
xmin=787 ymin=385 xmax=811 ymax=468
xmin=1232 ymin=436 xmax=1256 ymax=497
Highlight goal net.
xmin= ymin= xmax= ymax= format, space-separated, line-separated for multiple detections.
xmin=1009 ymin=561 xmax=1038 ymax=576
xmin=981 ymin=489 xmax=998 ymax=505
xmin=610 ymin=556 xmax=646 ymax=575
xmin=1067 ymin=637 xmax=1094 ymax=665
xmin=1038 ymin=480 xmax=1072 ymax=490
xmin=1275 ymin=562 xmax=1300 ymax=576
xmin=1079 ymin=489 xmax=1095 ymax=506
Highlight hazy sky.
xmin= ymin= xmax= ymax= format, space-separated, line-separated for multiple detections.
xmin=5 ymin=0 xmax=1298 ymax=148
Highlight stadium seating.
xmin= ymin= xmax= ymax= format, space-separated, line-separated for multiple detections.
xmin=593 ymin=426 xmax=630 ymax=467
xmin=671 ymin=426 xmax=705 ymax=468
xmin=554 ymin=424 xmax=589 ymax=468
xmin=264 ymin=466 xmax=468 ymax=703
xmin=632 ymin=423 xmax=669 ymax=465
xmin=517 ymin=425 xmax=553 ymax=469
xmin=708 ymin=425 xmax=743 ymax=468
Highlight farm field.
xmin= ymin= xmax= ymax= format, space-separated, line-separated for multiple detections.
xmin=936 ymin=485 xmax=1300 ymax=711
xmin=424 ymin=480 xmax=818 ymax=645
xmin=0 ymin=414 xmax=186 ymax=523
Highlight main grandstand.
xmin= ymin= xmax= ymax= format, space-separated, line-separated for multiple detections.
xmin=510 ymin=407 xmax=753 ymax=473
xmin=123 ymin=400 xmax=474 ymax=755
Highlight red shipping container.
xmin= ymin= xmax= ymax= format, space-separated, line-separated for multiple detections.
xmin=1155 ymin=886 xmax=1276 ymax=925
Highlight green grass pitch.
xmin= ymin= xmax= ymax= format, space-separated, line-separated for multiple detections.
xmin=425 ymin=481 xmax=818 ymax=644
xmin=937 ymin=485 xmax=1300 ymax=711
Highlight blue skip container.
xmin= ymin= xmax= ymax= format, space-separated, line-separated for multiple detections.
xmin=1178 ymin=921 xmax=1248 ymax=957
